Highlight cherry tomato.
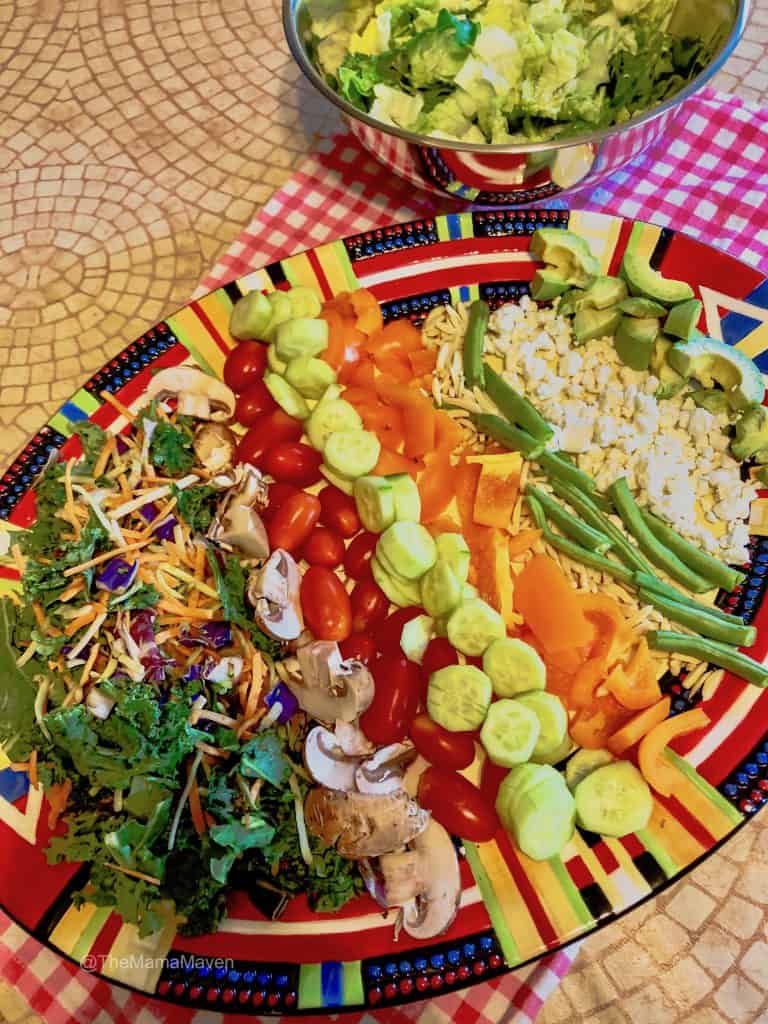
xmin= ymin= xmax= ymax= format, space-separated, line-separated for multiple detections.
xmin=410 ymin=714 xmax=476 ymax=771
xmin=267 ymin=492 xmax=321 ymax=553
xmin=235 ymin=379 xmax=277 ymax=426
xmin=350 ymin=578 xmax=390 ymax=633
xmin=318 ymin=485 xmax=361 ymax=539
xmin=360 ymin=652 xmax=421 ymax=745
xmin=263 ymin=443 xmax=322 ymax=488
xmin=223 ymin=340 xmax=268 ymax=393
xmin=418 ymin=766 xmax=500 ymax=842
xmin=422 ymin=637 xmax=460 ymax=677
xmin=340 ymin=632 xmax=377 ymax=666
xmin=262 ymin=482 xmax=299 ymax=523
xmin=300 ymin=566 xmax=352 ymax=641
xmin=300 ymin=526 xmax=345 ymax=568
xmin=236 ymin=411 xmax=303 ymax=467
xmin=375 ymin=607 xmax=422 ymax=655
xmin=342 ymin=531 xmax=378 ymax=580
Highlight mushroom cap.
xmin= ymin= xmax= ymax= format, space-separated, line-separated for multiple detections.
xmin=209 ymin=465 xmax=270 ymax=560
xmin=400 ymin=821 xmax=461 ymax=940
xmin=144 ymin=366 xmax=236 ymax=421
xmin=290 ymin=641 xmax=374 ymax=723
xmin=355 ymin=741 xmax=417 ymax=796
xmin=334 ymin=719 xmax=375 ymax=758
xmin=248 ymin=548 xmax=303 ymax=641
xmin=304 ymin=787 xmax=429 ymax=859
xmin=304 ymin=726 xmax=360 ymax=791
xmin=194 ymin=423 xmax=237 ymax=473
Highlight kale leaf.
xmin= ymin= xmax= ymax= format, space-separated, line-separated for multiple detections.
xmin=206 ymin=550 xmax=281 ymax=657
xmin=72 ymin=422 xmax=108 ymax=473
xmin=173 ymin=484 xmax=218 ymax=532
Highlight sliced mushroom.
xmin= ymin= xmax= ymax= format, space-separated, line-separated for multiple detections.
xmin=194 ymin=423 xmax=237 ymax=473
xmin=289 ymin=640 xmax=374 ymax=723
xmin=209 ymin=464 xmax=270 ymax=560
xmin=304 ymin=726 xmax=360 ymax=791
xmin=304 ymin=787 xmax=429 ymax=859
xmin=85 ymin=687 xmax=116 ymax=720
xmin=379 ymin=820 xmax=461 ymax=940
xmin=144 ymin=366 xmax=235 ymax=421
xmin=334 ymin=719 xmax=375 ymax=758
xmin=248 ymin=548 xmax=303 ymax=640
xmin=355 ymin=742 xmax=417 ymax=796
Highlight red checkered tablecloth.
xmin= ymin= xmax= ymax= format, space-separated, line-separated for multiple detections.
xmin=1 ymin=85 xmax=767 ymax=1024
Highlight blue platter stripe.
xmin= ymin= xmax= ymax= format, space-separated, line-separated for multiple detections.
xmin=321 ymin=961 xmax=343 ymax=1007
xmin=459 ymin=285 xmax=471 ymax=303
xmin=0 ymin=768 xmax=29 ymax=802
xmin=446 ymin=213 xmax=462 ymax=240
xmin=59 ymin=402 xmax=88 ymax=423
xmin=720 ymin=277 xmax=768 ymax=360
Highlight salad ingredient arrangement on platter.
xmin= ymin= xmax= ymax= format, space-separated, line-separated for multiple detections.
xmin=302 ymin=0 xmax=722 ymax=143
xmin=1 ymin=223 xmax=766 ymax=950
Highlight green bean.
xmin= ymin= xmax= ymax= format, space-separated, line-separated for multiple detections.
xmin=536 ymin=449 xmax=597 ymax=494
xmin=638 ymin=588 xmax=756 ymax=648
xmin=550 ymin=479 xmax=654 ymax=575
xmin=633 ymin=572 xmax=747 ymax=627
xmin=483 ymin=364 xmax=554 ymax=444
xmin=608 ymin=478 xmax=713 ymax=593
xmin=526 ymin=492 xmax=634 ymax=585
xmin=470 ymin=413 xmax=546 ymax=459
xmin=525 ymin=485 xmax=612 ymax=554
xmin=641 ymin=509 xmax=746 ymax=593
xmin=463 ymin=299 xmax=489 ymax=388
xmin=647 ymin=630 xmax=768 ymax=689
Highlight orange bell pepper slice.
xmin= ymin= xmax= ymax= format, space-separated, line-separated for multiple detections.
xmin=507 ymin=528 xmax=542 ymax=559
xmin=350 ymin=289 xmax=383 ymax=335
xmin=323 ymin=291 xmax=355 ymax=319
xmin=579 ymin=593 xmax=635 ymax=666
xmin=434 ymin=411 xmax=466 ymax=453
xmin=569 ymin=709 xmax=613 ymax=750
xmin=402 ymin=395 xmax=435 ymax=459
xmin=570 ymin=653 xmax=610 ymax=709
xmin=604 ymin=639 xmax=662 ymax=711
xmin=369 ymin=318 xmax=423 ymax=353
xmin=425 ymin=516 xmax=462 ymax=536
xmin=342 ymin=356 xmax=376 ymax=389
xmin=419 ymin=451 xmax=454 ymax=523
xmin=607 ymin=696 xmax=671 ymax=756
xmin=374 ymin=447 xmax=422 ymax=479
xmin=373 ymin=354 xmax=412 ymax=382
xmin=408 ymin=348 xmax=437 ymax=376
xmin=513 ymin=554 xmax=595 ymax=656
xmin=319 ymin=308 xmax=348 ymax=371
xmin=637 ymin=707 xmax=710 ymax=796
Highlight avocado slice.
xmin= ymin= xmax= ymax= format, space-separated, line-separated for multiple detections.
xmin=618 ymin=296 xmax=668 ymax=318
xmin=557 ymin=288 xmax=586 ymax=317
xmin=580 ymin=275 xmax=628 ymax=310
xmin=614 ymin=315 xmax=659 ymax=371
xmin=530 ymin=228 xmax=601 ymax=288
xmin=620 ymin=251 xmax=695 ymax=307
xmin=667 ymin=336 xmax=765 ymax=410
xmin=664 ymin=298 xmax=703 ymax=341
xmin=690 ymin=388 xmax=731 ymax=415
xmin=650 ymin=334 xmax=688 ymax=398
xmin=531 ymin=268 xmax=571 ymax=302
xmin=572 ymin=307 xmax=622 ymax=346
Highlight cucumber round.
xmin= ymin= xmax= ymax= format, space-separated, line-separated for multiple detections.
xmin=230 ymin=290 xmax=272 ymax=340
xmin=324 ymin=429 xmax=380 ymax=479
xmin=435 ymin=533 xmax=471 ymax=583
xmin=446 ymin=598 xmax=506 ymax=656
xmin=263 ymin=291 xmax=293 ymax=340
xmin=496 ymin=763 xmax=558 ymax=822
xmin=284 ymin=356 xmax=336 ymax=398
xmin=387 ymin=473 xmax=421 ymax=522
xmin=503 ymin=775 xmax=576 ymax=861
xmin=514 ymin=691 xmax=567 ymax=762
xmin=371 ymin=555 xmax=420 ymax=608
xmin=462 ymin=583 xmax=478 ymax=600
xmin=354 ymin=476 xmax=395 ymax=533
xmin=378 ymin=522 xmax=437 ymax=580
xmin=480 ymin=699 xmax=540 ymax=767
xmin=264 ymin=372 xmax=310 ymax=420
xmin=400 ymin=614 xmax=434 ymax=664
xmin=421 ymin=558 xmax=462 ymax=618
xmin=307 ymin=399 xmax=362 ymax=451
xmin=320 ymin=465 xmax=354 ymax=495
xmin=532 ymin=733 xmax=577 ymax=766
xmin=565 ymin=748 xmax=615 ymax=793
xmin=574 ymin=761 xmax=652 ymax=837
xmin=267 ymin=344 xmax=288 ymax=374
xmin=275 ymin=317 xmax=329 ymax=360
xmin=483 ymin=637 xmax=546 ymax=698
xmin=286 ymin=286 xmax=322 ymax=319
xmin=427 ymin=665 xmax=492 ymax=732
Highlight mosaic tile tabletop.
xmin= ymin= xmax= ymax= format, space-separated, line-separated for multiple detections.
xmin=1 ymin=2 xmax=767 ymax=1022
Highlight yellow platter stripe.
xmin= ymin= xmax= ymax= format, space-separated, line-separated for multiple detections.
xmin=315 ymin=240 xmax=359 ymax=294
xmin=601 ymin=837 xmax=653 ymax=905
xmin=638 ymin=799 xmax=706 ymax=877
xmin=625 ymin=221 xmax=662 ymax=261
xmin=238 ymin=268 xmax=274 ymax=294
xmin=197 ymin=290 xmax=237 ymax=364
xmin=49 ymin=902 xmax=100 ymax=957
xmin=166 ymin=306 xmax=217 ymax=377
xmin=568 ymin=834 xmax=625 ymax=910
xmin=282 ymin=250 xmax=321 ymax=290
xmin=472 ymin=839 xmax=543 ymax=959
xmin=518 ymin=853 xmax=586 ymax=939
xmin=736 ymin=322 xmax=768 ymax=361
xmin=568 ymin=211 xmax=622 ymax=274
xmin=0 ymin=578 xmax=21 ymax=596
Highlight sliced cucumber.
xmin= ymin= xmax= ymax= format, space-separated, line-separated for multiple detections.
xmin=275 ymin=317 xmax=329 ymax=361
xmin=387 ymin=473 xmax=421 ymax=522
xmin=483 ymin=637 xmax=546 ymax=698
xmin=435 ymin=533 xmax=471 ymax=583
xmin=446 ymin=598 xmax=505 ymax=656
xmin=230 ymin=290 xmax=272 ymax=340
xmin=462 ymin=583 xmax=478 ymax=600
xmin=378 ymin=522 xmax=437 ymax=580
xmin=427 ymin=665 xmax=492 ymax=732
xmin=354 ymin=476 xmax=396 ymax=533
xmin=400 ymin=614 xmax=434 ymax=664
xmin=307 ymin=398 xmax=362 ymax=450
xmin=324 ymin=429 xmax=380 ymax=479
xmin=532 ymin=733 xmax=577 ymax=766
xmin=286 ymin=286 xmax=322 ymax=319
xmin=421 ymin=558 xmax=462 ymax=618
xmin=264 ymin=372 xmax=310 ymax=420
xmin=574 ymin=761 xmax=652 ymax=837
xmin=514 ymin=691 xmax=567 ymax=762
xmin=481 ymin=699 xmax=540 ymax=767
xmin=319 ymin=465 xmax=354 ymax=495
xmin=371 ymin=555 xmax=420 ymax=608
xmin=496 ymin=763 xmax=557 ymax=820
xmin=284 ymin=356 xmax=336 ymax=398
xmin=500 ymin=772 xmax=576 ymax=861
xmin=565 ymin=748 xmax=615 ymax=793
xmin=267 ymin=344 xmax=288 ymax=374
xmin=263 ymin=291 xmax=293 ymax=340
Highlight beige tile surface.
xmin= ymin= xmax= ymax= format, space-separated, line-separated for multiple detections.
xmin=0 ymin=1 xmax=767 ymax=1022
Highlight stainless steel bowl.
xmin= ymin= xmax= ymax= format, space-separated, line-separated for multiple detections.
xmin=284 ymin=0 xmax=749 ymax=206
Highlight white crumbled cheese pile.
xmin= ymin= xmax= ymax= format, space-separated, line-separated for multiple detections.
xmin=485 ymin=296 xmax=756 ymax=564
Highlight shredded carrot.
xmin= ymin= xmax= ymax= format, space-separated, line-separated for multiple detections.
xmin=47 ymin=779 xmax=72 ymax=830
xmin=63 ymin=459 xmax=81 ymax=539
xmin=138 ymin=496 xmax=178 ymax=539
xmin=100 ymin=390 xmax=136 ymax=421
xmin=28 ymin=749 xmax=38 ymax=789
xmin=117 ymin=473 xmax=131 ymax=499
xmin=59 ymin=579 xmax=84 ymax=602
xmin=32 ymin=602 xmax=47 ymax=630
xmin=10 ymin=543 xmax=26 ymax=575
xmin=194 ymin=543 xmax=206 ymax=580
xmin=188 ymin=774 xmax=207 ymax=836
xmin=508 ymin=529 xmax=543 ymax=559
xmin=64 ymin=539 xmax=151 ymax=577
xmin=195 ymin=741 xmax=229 ymax=758
xmin=93 ymin=434 xmax=116 ymax=478
xmin=105 ymin=862 xmax=160 ymax=885
xmin=158 ymin=599 xmax=217 ymax=620
xmin=79 ymin=643 xmax=100 ymax=685
xmin=64 ymin=606 xmax=100 ymax=637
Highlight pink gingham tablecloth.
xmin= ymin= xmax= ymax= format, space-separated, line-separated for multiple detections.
xmin=0 ymin=85 xmax=767 ymax=1024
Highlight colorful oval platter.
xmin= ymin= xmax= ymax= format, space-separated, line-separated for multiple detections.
xmin=1 ymin=208 xmax=767 ymax=1016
